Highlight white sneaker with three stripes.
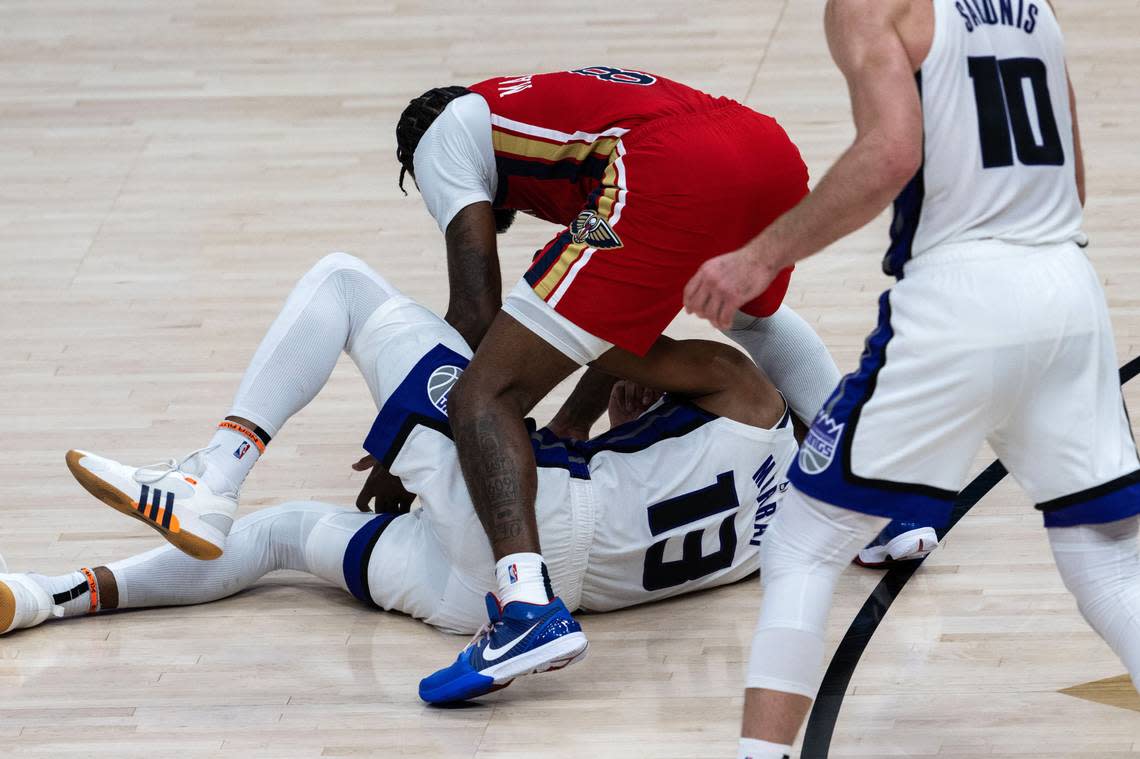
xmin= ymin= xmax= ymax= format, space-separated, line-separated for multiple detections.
xmin=66 ymin=448 xmax=238 ymax=561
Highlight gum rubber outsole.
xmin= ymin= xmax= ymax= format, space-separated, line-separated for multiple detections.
xmin=65 ymin=450 xmax=222 ymax=561
xmin=0 ymin=580 xmax=15 ymax=634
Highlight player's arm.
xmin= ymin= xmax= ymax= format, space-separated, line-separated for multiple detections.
xmin=1068 ymin=70 xmax=1085 ymax=207
xmin=443 ymin=202 xmax=502 ymax=349
xmin=684 ymin=0 xmax=923 ymax=328
xmin=1046 ymin=0 xmax=1086 ymax=206
xmin=546 ymin=367 xmax=620 ymax=440
xmin=769 ymin=0 xmax=923 ymax=258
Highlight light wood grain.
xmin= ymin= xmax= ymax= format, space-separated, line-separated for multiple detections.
xmin=1 ymin=1 xmax=1137 ymax=756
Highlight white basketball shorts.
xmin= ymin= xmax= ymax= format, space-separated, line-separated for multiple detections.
xmin=790 ymin=239 xmax=1140 ymax=528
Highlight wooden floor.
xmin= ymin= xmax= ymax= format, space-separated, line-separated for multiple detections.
xmin=1 ymin=1 xmax=1138 ymax=756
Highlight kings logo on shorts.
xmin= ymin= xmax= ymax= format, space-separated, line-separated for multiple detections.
xmin=426 ymin=365 xmax=463 ymax=415
xmin=569 ymin=210 xmax=622 ymax=249
xmin=799 ymin=412 xmax=844 ymax=475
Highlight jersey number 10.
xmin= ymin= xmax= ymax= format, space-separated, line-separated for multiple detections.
xmin=967 ymin=56 xmax=1065 ymax=169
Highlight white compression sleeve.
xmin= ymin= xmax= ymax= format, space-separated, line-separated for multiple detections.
xmin=1049 ymin=516 xmax=1140 ymax=689
xmin=724 ymin=305 xmax=841 ymax=423
xmin=228 ymin=252 xmax=399 ymax=437
xmin=748 ymin=488 xmax=889 ymax=696
xmin=106 ymin=502 xmax=347 ymax=609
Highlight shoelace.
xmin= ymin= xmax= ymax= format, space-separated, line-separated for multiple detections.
xmin=465 ymin=618 xmax=504 ymax=651
xmin=133 ymin=445 xmax=218 ymax=485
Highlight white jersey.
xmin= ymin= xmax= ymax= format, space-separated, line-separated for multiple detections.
xmin=885 ymin=0 xmax=1083 ymax=276
xmin=346 ymin=296 xmax=798 ymax=633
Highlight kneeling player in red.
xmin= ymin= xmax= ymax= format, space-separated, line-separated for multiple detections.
xmin=395 ymin=68 xmax=812 ymax=695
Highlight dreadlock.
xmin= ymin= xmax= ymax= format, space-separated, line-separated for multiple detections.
xmin=396 ymin=85 xmax=472 ymax=195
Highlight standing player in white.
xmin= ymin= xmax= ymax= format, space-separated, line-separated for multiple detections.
xmin=684 ymin=1 xmax=1140 ymax=756
xmin=6 ymin=253 xmax=804 ymax=702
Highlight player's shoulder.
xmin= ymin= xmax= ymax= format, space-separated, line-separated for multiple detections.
xmin=438 ymin=93 xmax=491 ymax=134
xmin=825 ymin=0 xmax=911 ymax=27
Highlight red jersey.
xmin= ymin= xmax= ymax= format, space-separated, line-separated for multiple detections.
xmin=468 ymin=68 xmax=731 ymax=226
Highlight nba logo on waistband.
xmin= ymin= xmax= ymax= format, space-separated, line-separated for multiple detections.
xmin=508 ymin=564 xmax=518 ymax=584
xmin=233 ymin=441 xmax=251 ymax=460
xmin=799 ymin=413 xmax=843 ymax=475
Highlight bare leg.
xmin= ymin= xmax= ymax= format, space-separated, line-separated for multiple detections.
xmin=449 ymin=316 xmax=580 ymax=559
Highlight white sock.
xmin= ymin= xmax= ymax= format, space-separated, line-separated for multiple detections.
xmin=27 ymin=569 xmax=100 ymax=618
xmin=738 ymin=738 xmax=792 ymax=759
xmin=495 ymin=552 xmax=553 ymax=606
xmin=200 ymin=420 xmax=264 ymax=498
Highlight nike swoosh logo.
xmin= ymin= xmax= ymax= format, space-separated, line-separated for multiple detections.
xmin=482 ymin=622 xmax=541 ymax=661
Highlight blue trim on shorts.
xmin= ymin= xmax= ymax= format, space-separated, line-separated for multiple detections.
xmin=882 ymin=72 xmax=925 ymax=279
xmin=362 ymin=349 xmax=721 ymax=484
xmin=1038 ymin=470 xmax=1140 ymax=527
xmin=362 ymin=344 xmax=470 ymax=468
xmin=342 ymin=513 xmax=398 ymax=608
xmin=788 ymin=291 xmax=959 ymax=527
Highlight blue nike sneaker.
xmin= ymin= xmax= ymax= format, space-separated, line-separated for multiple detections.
xmin=855 ymin=520 xmax=940 ymax=568
xmin=419 ymin=593 xmax=588 ymax=704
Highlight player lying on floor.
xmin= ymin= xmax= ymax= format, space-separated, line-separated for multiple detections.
xmin=0 ymin=253 xmax=808 ymax=704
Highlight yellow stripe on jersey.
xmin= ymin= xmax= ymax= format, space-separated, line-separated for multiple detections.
xmin=492 ymin=129 xmax=619 ymax=165
xmin=532 ymin=153 xmax=623 ymax=300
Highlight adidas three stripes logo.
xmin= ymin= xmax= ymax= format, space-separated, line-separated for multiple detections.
xmin=138 ymin=483 xmax=175 ymax=529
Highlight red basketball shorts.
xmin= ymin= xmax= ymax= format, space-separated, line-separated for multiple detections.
xmin=520 ymin=103 xmax=809 ymax=356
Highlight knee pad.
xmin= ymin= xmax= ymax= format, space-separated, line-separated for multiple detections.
xmin=748 ymin=489 xmax=888 ymax=695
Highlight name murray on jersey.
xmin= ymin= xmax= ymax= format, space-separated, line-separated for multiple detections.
xmin=750 ymin=455 xmax=786 ymax=547
xmin=955 ymin=0 xmax=1041 ymax=34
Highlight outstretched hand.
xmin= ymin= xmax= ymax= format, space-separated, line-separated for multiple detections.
xmin=352 ymin=455 xmax=416 ymax=514
xmin=683 ymin=244 xmax=781 ymax=330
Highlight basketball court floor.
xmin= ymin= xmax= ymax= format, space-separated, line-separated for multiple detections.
xmin=1 ymin=1 xmax=1137 ymax=756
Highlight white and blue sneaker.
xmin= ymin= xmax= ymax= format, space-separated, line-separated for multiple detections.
xmin=66 ymin=448 xmax=237 ymax=561
xmin=855 ymin=520 xmax=940 ymax=568
xmin=419 ymin=593 xmax=588 ymax=704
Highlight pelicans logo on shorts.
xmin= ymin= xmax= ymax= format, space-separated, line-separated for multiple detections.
xmin=799 ymin=412 xmax=844 ymax=475
xmin=427 ymin=365 xmax=464 ymax=415
xmin=569 ymin=210 xmax=623 ymax=249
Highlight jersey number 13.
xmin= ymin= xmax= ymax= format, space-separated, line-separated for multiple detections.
xmin=642 ymin=472 xmax=738 ymax=591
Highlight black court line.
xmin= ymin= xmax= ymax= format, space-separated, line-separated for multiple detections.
xmin=801 ymin=353 xmax=1140 ymax=759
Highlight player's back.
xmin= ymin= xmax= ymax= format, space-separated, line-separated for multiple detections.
xmin=468 ymin=68 xmax=728 ymax=138
xmin=566 ymin=400 xmax=799 ymax=612
xmin=886 ymin=0 xmax=1083 ymax=275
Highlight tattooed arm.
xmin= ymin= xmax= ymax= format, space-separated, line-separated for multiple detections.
xmin=444 ymin=202 xmax=502 ymax=350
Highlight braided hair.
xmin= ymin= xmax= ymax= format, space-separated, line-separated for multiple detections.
xmin=395 ymin=85 xmax=471 ymax=195
xmin=395 ymin=85 xmax=519 ymax=234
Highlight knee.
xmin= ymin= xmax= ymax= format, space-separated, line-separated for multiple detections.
xmin=1050 ymin=518 xmax=1140 ymax=610
xmin=307 ymin=251 xmax=366 ymax=281
xmin=449 ymin=365 xmax=524 ymax=423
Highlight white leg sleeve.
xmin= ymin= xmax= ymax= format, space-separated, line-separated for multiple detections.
xmin=106 ymin=502 xmax=345 ymax=609
xmin=1049 ymin=516 xmax=1140 ymax=690
xmin=228 ymin=252 xmax=400 ymax=436
xmin=724 ymin=305 xmax=841 ymax=423
xmin=747 ymin=487 xmax=889 ymax=696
